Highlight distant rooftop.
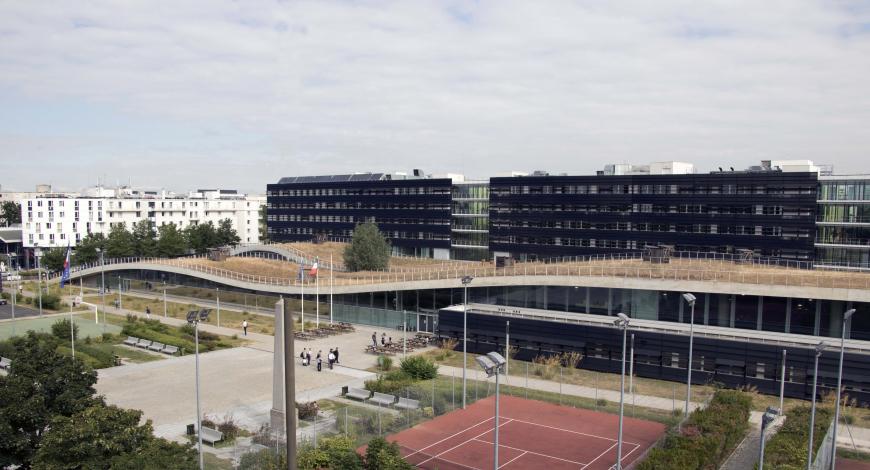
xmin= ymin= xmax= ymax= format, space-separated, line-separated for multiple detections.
xmin=277 ymin=173 xmax=386 ymax=184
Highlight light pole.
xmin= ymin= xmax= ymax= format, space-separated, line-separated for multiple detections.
xmin=402 ymin=309 xmax=407 ymax=359
xmin=35 ymin=246 xmax=43 ymax=316
xmin=163 ymin=283 xmax=167 ymax=318
xmin=475 ymin=351 xmax=507 ymax=470
xmin=682 ymin=293 xmax=696 ymax=416
xmin=187 ymin=308 xmax=211 ymax=470
xmin=461 ymin=275 xmax=473 ymax=408
xmin=831 ymin=308 xmax=857 ymax=470
xmin=779 ymin=349 xmax=787 ymax=415
xmin=97 ymin=248 xmax=106 ymax=334
xmin=614 ymin=312 xmax=630 ymax=470
xmin=809 ymin=341 xmax=825 ymax=470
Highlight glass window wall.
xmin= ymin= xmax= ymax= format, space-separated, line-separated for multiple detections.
xmin=761 ymin=297 xmax=787 ymax=332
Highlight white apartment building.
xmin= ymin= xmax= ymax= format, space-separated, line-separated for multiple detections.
xmin=21 ymin=187 xmax=265 ymax=249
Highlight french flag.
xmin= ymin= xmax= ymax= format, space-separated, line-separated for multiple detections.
xmin=60 ymin=243 xmax=71 ymax=288
xmin=310 ymin=261 xmax=318 ymax=278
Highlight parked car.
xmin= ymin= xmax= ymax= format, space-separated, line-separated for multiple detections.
xmin=0 ymin=298 xmax=7 ymax=305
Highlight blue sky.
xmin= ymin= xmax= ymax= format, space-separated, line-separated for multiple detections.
xmin=1 ymin=0 xmax=869 ymax=193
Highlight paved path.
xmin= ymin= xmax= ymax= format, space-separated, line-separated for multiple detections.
xmin=720 ymin=412 xmax=784 ymax=470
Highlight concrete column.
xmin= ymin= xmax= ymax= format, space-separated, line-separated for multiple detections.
xmin=678 ymin=298 xmax=684 ymax=323
xmin=703 ymin=293 xmax=710 ymax=325
xmin=729 ymin=296 xmax=736 ymax=328
xmin=757 ymin=297 xmax=764 ymax=331
xmin=785 ymin=298 xmax=792 ymax=334
xmin=585 ymin=287 xmax=590 ymax=314
xmin=814 ymin=301 xmax=822 ymax=336
xmin=270 ymin=299 xmax=286 ymax=432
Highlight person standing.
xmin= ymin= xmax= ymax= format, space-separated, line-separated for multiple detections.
xmin=316 ymin=355 xmax=322 ymax=372
xmin=145 ymin=306 xmax=151 ymax=320
xmin=334 ymin=347 xmax=340 ymax=364
xmin=328 ymin=349 xmax=335 ymax=370
xmin=306 ymin=349 xmax=312 ymax=367
xmin=371 ymin=332 xmax=377 ymax=348
xmin=242 ymin=319 xmax=248 ymax=336
xmin=300 ymin=348 xmax=307 ymax=366
xmin=381 ymin=333 xmax=386 ymax=346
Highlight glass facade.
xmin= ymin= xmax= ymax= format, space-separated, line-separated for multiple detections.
xmin=815 ymin=178 xmax=870 ymax=269
xmin=331 ymin=285 xmax=870 ymax=340
xmin=450 ymin=182 xmax=489 ymax=260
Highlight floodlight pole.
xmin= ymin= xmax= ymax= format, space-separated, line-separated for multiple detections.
xmin=505 ymin=321 xmax=510 ymax=378
xmin=493 ymin=366 xmax=501 ymax=470
xmin=98 ymin=249 xmax=106 ymax=333
xmin=329 ymin=253 xmax=333 ymax=325
xmin=831 ymin=308 xmax=856 ymax=470
xmin=462 ymin=276 xmax=473 ymax=409
xmin=779 ymin=349 xmax=787 ymax=415
xmin=35 ymin=247 xmax=42 ymax=316
xmin=616 ymin=314 xmax=629 ymax=470
xmin=216 ymin=288 xmax=220 ymax=327
xmin=403 ymin=309 xmax=407 ymax=359
xmin=685 ymin=297 xmax=695 ymax=416
xmin=194 ymin=317 xmax=204 ymax=470
xmin=809 ymin=344 xmax=823 ymax=470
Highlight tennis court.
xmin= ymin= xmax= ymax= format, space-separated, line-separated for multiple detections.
xmin=387 ymin=395 xmax=666 ymax=469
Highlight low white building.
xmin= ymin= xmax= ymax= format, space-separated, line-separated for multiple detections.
xmin=21 ymin=186 xmax=265 ymax=248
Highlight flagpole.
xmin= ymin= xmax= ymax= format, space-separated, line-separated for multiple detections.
xmin=69 ymin=282 xmax=75 ymax=358
xmin=301 ymin=269 xmax=305 ymax=333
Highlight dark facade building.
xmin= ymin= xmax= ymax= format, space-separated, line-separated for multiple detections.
xmin=266 ymin=174 xmax=452 ymax=258
xmin=489 ymin=171 xmax=818 ymax=261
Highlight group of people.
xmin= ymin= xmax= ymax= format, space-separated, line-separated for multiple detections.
xmin=371 ymin=332 xmax=395 ymax=347
xmin=300 ymin=347 xmax=340 ymax=372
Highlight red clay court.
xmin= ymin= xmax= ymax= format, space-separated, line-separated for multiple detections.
xmin=385 ymin=395 xmax=667 ymax=469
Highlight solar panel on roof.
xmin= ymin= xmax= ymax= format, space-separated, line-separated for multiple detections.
xmin=276 ymin=173 xmax=385 ymax=184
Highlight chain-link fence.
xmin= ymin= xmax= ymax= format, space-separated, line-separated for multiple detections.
xmin=810 ymin=418 xmax=836 ymax=470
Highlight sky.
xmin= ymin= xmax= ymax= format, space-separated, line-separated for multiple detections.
xmin=1 ymin=0 xmax=869 ymax=194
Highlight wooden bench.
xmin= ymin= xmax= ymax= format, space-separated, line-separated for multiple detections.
xmin=162 ymin=345 xmax=179 ymax=355
xmin=345 ymin=387 xmax=371 ymax=401
xmin=396 ymin=397 xmax=420 ymax=410
xmin=199 ymin=426 xmax=223 ymax=446
xmin=135 ymin=339 xmax=152 ymax=349
xmin=0 ymin=357 xmax=11 ymax=370
xmin=369 ymin=392 xmax=396 ymax=407
xmin=123 ymin=336 xmax=139 ymax=346
xmin=147 ymin=342 xmax=165 ymax=352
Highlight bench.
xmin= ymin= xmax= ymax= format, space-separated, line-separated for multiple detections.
xmin=123 ymin=336 xmax=139 ymax=346
xmin=162 ymin=345 xmax=179 ymax=355
xmin=0 ymin=357 xmax=11 ymax=370
xmin=199 ymin=426 xmax=223 ymax=446
xmin=147 ymin=342 xmax=165 ymax=352
xmin=396 ymin=397 xmax=420 ymax=410
xmin=345 ymin=387 xmax=371 ymax=401
xmin=369 ymin=392 xmax=396 ymax=407
xmin=136 ymin=339 xmax=153 ymax=349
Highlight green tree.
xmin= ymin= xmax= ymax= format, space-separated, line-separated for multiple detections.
xmin=132 ymin=219 xmax=158 ymax=257
xmin=259 ymin=205 xmax=269 ymax=242
xmin=364 ymin=437 xmax=413 ymax=470
xmin=157 ymin=223 xmax=188 ymax=257
xmin=216 ymin=218 xmax=241 ymax=246
xmin=75 ymin=233 xmax=106 ymax=265
xmin=40 ymin=247 xmax=68 ymax=272
xmin=105 ymin=223 xmax=135 ymax=258
xmin=51 ymin=318 xmax=79 ymax=341
xmin=0 ymin=332 xmax=101 ymax=467
xmin=298 ymin=436 xmax=362 ymax=470
xmin=184 ymin=222 xmax=219 ymax=254
xmin=33 ymin=404 xmax=197 ymax=470
xmin=343 ymin=223 xmax=391 ymax=271
xmin=0 ymin=201 xmax=21 ymax=225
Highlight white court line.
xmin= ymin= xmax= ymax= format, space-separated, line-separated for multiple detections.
xmin=504 ymin=417 xmax=642 ymax=447
xmin=582 ymin=442 xmax=619 ymax=469
xmin=416 ymin=419 xmax=514 ymax=467
xmin=472 ymin=438 xmax=586 ymax=466
xmin=404 ymin=416 xmax=494 ymax=460
xmin=497 ymin=450 xmax=528 ymax=469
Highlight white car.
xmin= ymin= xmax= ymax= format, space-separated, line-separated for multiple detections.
xmin=0 ymin=298 xmax=7 ymax=306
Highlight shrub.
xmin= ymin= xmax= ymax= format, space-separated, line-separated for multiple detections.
xmin=126 ymin=314 xmax=138 ymax=323
xmin=377 ymin=355 xmax=393 ymax=371
xmin=296 ymin=401 xmax=319 ymax=420
xmin=636 ymin=390 xmax=751 ymax=470
xmin=51 ymin=318 xmax=79 ymax=341
xmin=215 ymin=414 xmax=241 ymax=441
xmin=400 ymin=356 xmax=438 ymax=380
xmin=364 ymin=437 xmax=413 ymax=470
xmin=41 ymin=293 xmax=61 ymax=310
xmin=365 ymin=370 xmax=416 ymax=394
xmin=762 ymin=405 xmax=833 ymax=469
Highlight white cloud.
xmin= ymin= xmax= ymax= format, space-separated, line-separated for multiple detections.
xmin=1 ymin=0 xmax=869 ymax=192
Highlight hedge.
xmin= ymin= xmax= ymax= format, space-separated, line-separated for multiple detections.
xmin=760 ymin=405 xmax=833 ymax=469
xmin=637 ymin=389 xmax=752 ymax=470
xmin=121 ymin=323 xmax=196 ymax=352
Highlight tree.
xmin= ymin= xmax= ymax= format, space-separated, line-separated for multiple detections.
xmin=105 ymin=223 xmax=135 ymax=258
xmin=40 ymin=247 xmax=68 ymax=272
xmin=0 ymin=201 xmax=21 ymax=225
xmin=157 ymin=223 xmax=188 ymax=257
xmin=132 ymin=219 xmax=158 ymax=257
xmin=216 ymin=218 xmax=240 ymax=246
xmin=343 ymin=223 xmax=391 ymax=271
xmin=0 ymin=332 xmax=100 ymax=467
xmin=76 ymin=233 xmax=106 ymax=265
xmin=364 ymin=437 xmax=413 ymax=470
xmin=184 ymin=222 xmax=219 ymax=254
xmin=33 ymin=404 xmax=198 ymax=470
xmin=259 ymin=205 xmax=269 ymax=242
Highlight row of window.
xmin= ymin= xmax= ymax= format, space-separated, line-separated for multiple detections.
xmin=268 ymin=203 xmax=449 ymax=211
xmin=818 ymin=181 xmax=870 ymax=201
xmin=491 ymin=183 xmax=816 ymax=196
xmin=267 ymin=214 xmax=449 ymax=225
xmin=492 ymin=230 xmax=810 ymax=247
xmin=817 ymin=204 xmax=870 ymax=224
xmin=268 ymin=227 xmax=449 ymax=240
xmin=490 ymin=221 xmax=813 ymax=236
xmin=268 ymin=187 xmax=450 ymax=197
xmin=489 ymin=203 xmax=814 ymax=216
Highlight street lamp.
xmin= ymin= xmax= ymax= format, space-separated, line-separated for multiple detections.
xmin=187 ymin=308 xmax=211 ymax=470
xmin=682 ymin=293 xmax=696 ymax=416
xmin=613 ymin=312 xmax=630 ymax=470
xmin=475 ymin=351 xmax=506 ymax=470
xmin=808 ymin=341 xmax=825 ymax=470
xmin=461 ymin=275 xmax=474 ymax=409
xmin=831 ymin=308 xmax=857 ymax=470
